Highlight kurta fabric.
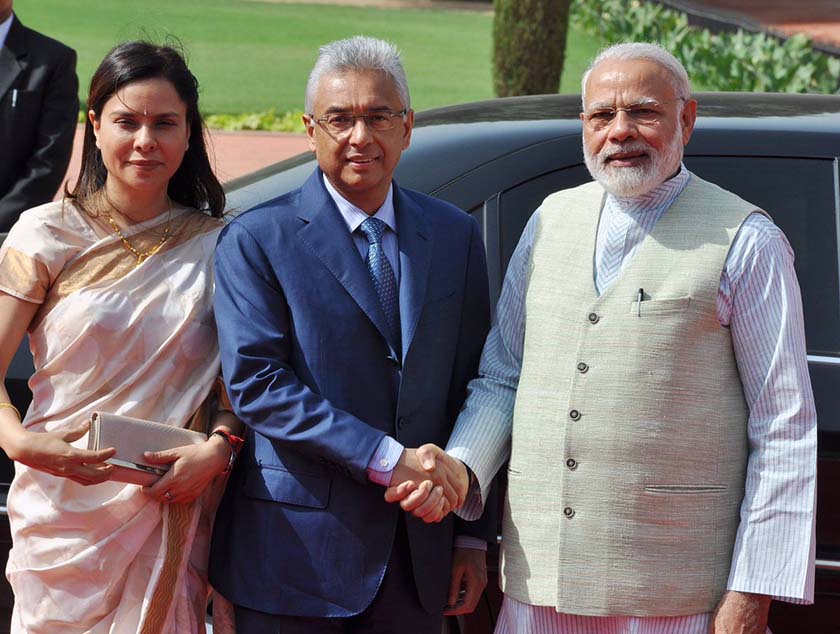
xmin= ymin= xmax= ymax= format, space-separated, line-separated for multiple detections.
xmin=0 ymin=200 xmax=224 ymax=634
xmin=593 ymin=168 xmax=689 ymax=295
xmin=448 ymin=169 xmax=816 ymax=632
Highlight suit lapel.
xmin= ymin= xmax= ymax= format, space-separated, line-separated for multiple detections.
xmin=296 ymin=170 xmax=397 ymax=352
xmin=394 ymin=184 xmax=431 ymax=363
xmin=0 ymin=19 xmax=25 ymax=100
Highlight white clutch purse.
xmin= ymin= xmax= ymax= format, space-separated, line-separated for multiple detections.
xmin=87 ymin=412 xmax=207 ymax=486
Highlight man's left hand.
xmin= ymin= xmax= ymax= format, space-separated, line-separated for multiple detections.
xmin=444 ymin=547 xmax=487 ymax=616
xmin=710 ymin=590 xmax=771 ymax=634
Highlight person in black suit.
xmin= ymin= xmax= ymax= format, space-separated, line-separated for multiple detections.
xmin=0 ymin=0 xmax=78 ymax=231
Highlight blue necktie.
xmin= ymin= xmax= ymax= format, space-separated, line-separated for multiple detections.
xmin=358 ymin=217 xmax=401 ymax=352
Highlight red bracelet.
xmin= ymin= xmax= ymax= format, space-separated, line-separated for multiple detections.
xmin=211 ymin=428 xmax=244 ymax=452
xmin=211 ymin=429 xmax=244 ymax=474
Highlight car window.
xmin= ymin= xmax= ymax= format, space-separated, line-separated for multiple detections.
xmin=493 ymin=164 xmax=593 ymax=278
xmin=685 ymin=156 xmax=840 ymax=356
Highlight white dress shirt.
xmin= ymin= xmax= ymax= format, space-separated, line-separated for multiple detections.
xmin=0 ymin=13 xmax=14 ymax=49
xmin=448 ymin=166 xmax=817 ymax=633
xmin=323 ymin=174 xmax=400 ymax=279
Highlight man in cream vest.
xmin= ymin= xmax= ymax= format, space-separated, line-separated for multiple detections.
xmin=387 ymin=43 xmax=817 ymax=633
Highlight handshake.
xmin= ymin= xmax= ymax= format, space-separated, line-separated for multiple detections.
xmin=384 ymin=444 xmax=470 ymax=523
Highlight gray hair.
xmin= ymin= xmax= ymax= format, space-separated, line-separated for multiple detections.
xmin=581 ymin=42 xmax=691 ymax=107
xmin=305 ymin=35 xmax=410 ymax=113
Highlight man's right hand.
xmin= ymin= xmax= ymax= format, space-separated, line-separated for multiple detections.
xmin=709 ymin=590 xmax=771 ymax=634
xmin=384 ymin=444 xmax=469 ymax=523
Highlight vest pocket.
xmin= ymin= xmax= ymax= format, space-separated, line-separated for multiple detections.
xmin=644 ymin=484 xmax=726 ymax=495
xmin=629 ymin=295 xmax=691 ymax=316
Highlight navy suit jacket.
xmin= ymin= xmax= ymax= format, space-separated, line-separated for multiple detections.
xmin=0 ymin=16 xmax=78 ymax=231
xmin=210 ymin=169 xmax=493 ymax=617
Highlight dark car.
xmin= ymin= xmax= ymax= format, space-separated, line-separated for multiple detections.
xmin=4 ymin=92 xmax=840 ymax=633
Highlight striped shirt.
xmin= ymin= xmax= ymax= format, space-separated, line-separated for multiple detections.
xmin=448 ymin=166 xmax=817 ymax=633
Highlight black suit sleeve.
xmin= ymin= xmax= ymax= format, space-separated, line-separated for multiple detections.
xmin=0 ymin=45 xmax=78 ymax=230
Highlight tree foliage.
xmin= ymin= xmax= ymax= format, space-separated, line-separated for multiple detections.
xmin=493 ymin=0 xmax=573 ymax=97
xmin=571 ymin=0 xmax=840 ymax=94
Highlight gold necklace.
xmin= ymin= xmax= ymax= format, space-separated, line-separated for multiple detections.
xmin=103 ymin=197 xmax=173 ymax=266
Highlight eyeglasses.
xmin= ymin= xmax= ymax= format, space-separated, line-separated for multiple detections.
xmin=310 ymin=109 xmax=408 ymax=135
xmin=582 ymin=98 xmax=685 ymax=131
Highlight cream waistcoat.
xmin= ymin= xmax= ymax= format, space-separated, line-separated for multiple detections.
xmin=501 ymin=175 xmax=759 ymax=616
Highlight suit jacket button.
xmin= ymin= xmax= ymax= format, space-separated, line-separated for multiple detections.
xmin=576 ymin=362 xmax=588 ymax=373
xmin=587 ymin=312 xmax=600 ymax=324
xmin=563 ymin=506 xmax=575 ymax=518
xmin=569 ymin=409 xmax=581 ymax=421
xmin=397 ymin=417 xmax=407 ymax=429
xmin=566 ymin=458 xmax=578 ymax=470
xmin=386 ymin=355 xmax=401 ymax=368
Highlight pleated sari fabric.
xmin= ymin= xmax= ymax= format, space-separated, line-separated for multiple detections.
xmin=0 ymin=199 xmax=224 ymax=634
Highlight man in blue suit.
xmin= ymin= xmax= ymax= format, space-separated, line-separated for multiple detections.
xmin=210 ymin=36 xmax=494 ymax=633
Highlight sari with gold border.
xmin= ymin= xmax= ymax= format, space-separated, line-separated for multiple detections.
xmin=0 ymin=199 xmax=224 ymax=634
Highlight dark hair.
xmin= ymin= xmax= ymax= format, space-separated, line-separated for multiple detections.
xmin=66 ymin=41 xmax=225 ymax=217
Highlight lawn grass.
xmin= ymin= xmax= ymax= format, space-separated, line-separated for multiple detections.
xmin=17 ymin=0 xmax=600 ymax=115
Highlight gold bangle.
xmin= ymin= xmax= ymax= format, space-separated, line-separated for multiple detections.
xmin=0 ymin=403 xmax=21 ymax=421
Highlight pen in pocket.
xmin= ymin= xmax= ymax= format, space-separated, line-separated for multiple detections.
xmin=11 ymin=89 xmax=17 ymax=108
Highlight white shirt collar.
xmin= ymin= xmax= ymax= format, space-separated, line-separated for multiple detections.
xmin=0 ymin=13 xmax=15 ymax=50
xmin=322 ymin=174 xmax=397 ymax=235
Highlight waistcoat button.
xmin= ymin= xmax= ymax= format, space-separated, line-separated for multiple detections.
xmin=563 ymin=506 xmax=575 ymax=518
xmin=569 ymin=409 xmax=581 ymax=421
xmin=566 ymin=458 xmax=578 ymax=470
xmin=576 ymin=362 xmax=588 ymax=373
xmin=587 ymin=312 xmax=599 ymax=324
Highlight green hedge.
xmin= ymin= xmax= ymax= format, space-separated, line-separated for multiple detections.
xmin=570 ymin=0 xmax=840 ymax=94
xmin=204 ymin=110 xmax=305 ymax=133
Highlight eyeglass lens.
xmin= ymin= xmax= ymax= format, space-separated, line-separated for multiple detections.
xmin=323 ymin=111 xmax=403 ymax=132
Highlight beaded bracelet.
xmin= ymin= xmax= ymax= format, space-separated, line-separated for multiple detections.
xmin=0 ymin=403 xmax=20 ymax=421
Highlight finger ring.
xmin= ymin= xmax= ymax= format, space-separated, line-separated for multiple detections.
xmin=163 ymin=491 xmax=173 ymax=502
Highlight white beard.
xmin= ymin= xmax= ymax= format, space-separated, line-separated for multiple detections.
xmin=583 ymin=128 xmax=685 ymax=198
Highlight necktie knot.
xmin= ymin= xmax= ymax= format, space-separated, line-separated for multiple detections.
xmin=359 ymin=217 xmax=386 ymax=246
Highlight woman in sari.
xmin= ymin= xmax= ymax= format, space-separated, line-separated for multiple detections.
xmin=0 ymin=41 xmax=240 ymax=633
